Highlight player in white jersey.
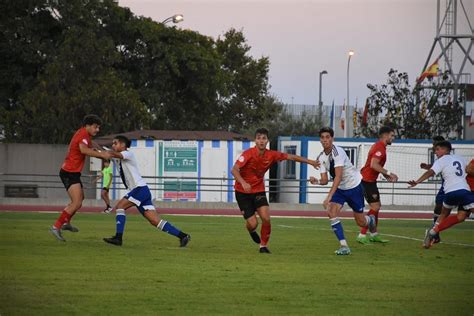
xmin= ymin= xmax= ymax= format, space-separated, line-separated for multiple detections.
xmin=408 ymin=140 xmax=474 ymax=249
xmin=103 ymin=135 xmax=191 ymax=247
xmin=309 ymin=127 xmax=376 ymax=255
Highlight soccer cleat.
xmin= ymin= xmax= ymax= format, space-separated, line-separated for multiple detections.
xmin=369 ymin=235 xmax=389 ymax=243
xmin=49 ymin=227 xmax=66 ymax=242
xmin=356 ymin=235 xmax=370 ymax=245
xmin=432 ymin=233 xmax=441 ymax=244
xmin=368 ymin=215 xmax=377 ymax=234
xmin=335 ymin=246 xmax=351 ymax=255
xmin=103 ymin=236 xmax=122 ymax=246
xmin=259 ymin=246 xmax=271 ymax=254
xmin=61 ymin=223 xmax=79 ymax=232
xmin=102 ymin=207 xmax=113 ymax=214
xmin=249 ymin=231 xmax=261 ymax=244
xmin=423 ymin=229 xmax=435 ymax=249
xmin=179 ymin=234 xmax=191 ymax=247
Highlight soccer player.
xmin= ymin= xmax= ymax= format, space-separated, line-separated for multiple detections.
xmin=309 ymin=127 xmax=376 ymax=255
xmin=356 ymin=126 xmax=398 ymax=244
xmin=93 ymin=159 xmax=114 ymax=213
xmin=419 ymin=135 xmax=446 ymax=243
xmin=50 ymin=114 xmax=112 ymax=241
xmin=408 ymin=141 xmax=473 ymax=249
xmin=231 ymin=127 xmax=319 ymax=254
xmin=103 ymin=135 xmax=191 ymax=247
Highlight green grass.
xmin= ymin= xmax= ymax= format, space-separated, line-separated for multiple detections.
xmin=0 ymin=212 xmax=473 ymax=315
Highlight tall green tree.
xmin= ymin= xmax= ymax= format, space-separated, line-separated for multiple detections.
xmin=356 ymin=69 xmax=464 ymax=139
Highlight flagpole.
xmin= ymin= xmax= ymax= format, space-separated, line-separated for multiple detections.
xmin=345 ymin=50 xmax=354 ymax=138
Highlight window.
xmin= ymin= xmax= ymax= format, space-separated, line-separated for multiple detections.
xmin=342 ymin=147 xmax=357 ymax=165
xmin=283 ymin=145 xmax=297 ymax=179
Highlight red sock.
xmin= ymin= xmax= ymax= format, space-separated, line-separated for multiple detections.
xmin=434 ymin=215 xmax=460 ymax=233
xmin=53 ymin=211 xmax=71 ymax=229
xmin=260 ymin=222 xmax=271 ymax=246
xmin=360 ymin=209 xmax=377 ymax=234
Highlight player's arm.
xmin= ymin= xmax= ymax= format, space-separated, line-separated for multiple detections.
xmin=322 ymin=166 xmax=342 ymax=208
xmin=287 ymin=154 xmax=320 ymax=169
xmin=79 ymin=144 xmax=112 ymax=160
xmin=408 ymin=169 xmax=435 ymax=187
xmin=107 ymin=151 xmax=124 ymax=160
xmin=370 ymin=157 xmax=398 ymax=182
xmin=420 ymin=163 xmax=432 ymax=170
xmin=231 ymin=163 xmax=251 ymax=193
xmin=309 ymin=172 xmax=328 ymax=185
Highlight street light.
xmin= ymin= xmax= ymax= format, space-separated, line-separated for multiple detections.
xmin=345 ymin=50 xmax=354 ymax=138
xmin=162 ymin=14 xmax=184 ymax=25
xmin=318 ymin=70 xmax=328 ymax=125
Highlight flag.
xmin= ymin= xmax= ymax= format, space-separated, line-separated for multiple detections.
xmin=417 ymin=59 xmax=439 ymax=84
xmin=420 ymin=99 xmax=427 ymax=119
xmin=340 ymin=100 xmax=346 ymax=130
xmin=353 ymin=98 xmax=358 ymax=129
xmin=330 ymin=100 xmax=335 ymax=129
xmin=362 ymin=98 xmax=369 ymax=125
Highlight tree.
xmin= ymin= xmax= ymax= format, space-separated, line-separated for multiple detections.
xmin=356 ymin=69 xmax=464 ymax=139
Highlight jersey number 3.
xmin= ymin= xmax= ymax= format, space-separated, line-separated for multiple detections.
xmin=453 ymin=161 xmax=463 ymax=176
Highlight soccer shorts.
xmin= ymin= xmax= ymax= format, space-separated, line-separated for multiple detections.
xmin=124 ymin=186 xmax=155 ymax=215
xmin=443 ymin=189 xmax=474 ymax=210
xmin=59 ymin=169 xmax=82 ymax=190
xmin=235 ymin=191 xmax=269 ymax=219
xmin=361 ymin=180 xmax=380 ymax=203
xmin=330 ymin=183 xmax=365 ymax=213
xmin=435 ymin=186 xmax=445 ymax=205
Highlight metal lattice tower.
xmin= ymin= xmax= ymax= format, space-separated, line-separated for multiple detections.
xmin=420 ymin=0 xmax=473 ymax=87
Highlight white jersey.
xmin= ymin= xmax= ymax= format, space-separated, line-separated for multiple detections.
xmin=431 ymin=154 xmax=469 ymax=193
xmin=317 ymin=145 xmax=362 ymax=190
xmin=115 ymin=150 xmax=147 ymax=190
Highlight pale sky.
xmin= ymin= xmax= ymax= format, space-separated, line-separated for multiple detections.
xmin=119 ymin=0 xmax=474 ymax=107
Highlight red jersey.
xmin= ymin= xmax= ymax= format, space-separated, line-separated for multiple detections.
xmin=467 ymin=159 xmax=474 ymax=191
xmin=234 ymin=146 xmax=288 ymax=193
xmin=61 ymin=127 xmax=92 ymax=173
xmin=361 ymin=140 xmax=387 ymax=182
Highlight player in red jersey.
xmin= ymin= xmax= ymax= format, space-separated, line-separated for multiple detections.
xmin=231 ymin=128 xmax=319 ymax=253
xmin=50 ymin=115 xmax=111 ymax=241
xmin=356 ymin=126 xmax=398 ymax=244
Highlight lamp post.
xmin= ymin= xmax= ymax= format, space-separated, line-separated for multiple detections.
xmin=345 ymin=50 xmax=354 ymax=138
xmin=318 ymin=70 xmax=328 ymax=125
xmin=162 ymin=14 xmax=184 ymax=25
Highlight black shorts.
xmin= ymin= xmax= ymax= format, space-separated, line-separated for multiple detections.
xmin=362 ymin=180 xmax=380 ymax=204
xmin=235 ymin=191 xmax=269 ymax=220
xmin=102 ymin=187 xmax=110 ymax=192
xmin=59 ymin=169 xmax=82 ymax=190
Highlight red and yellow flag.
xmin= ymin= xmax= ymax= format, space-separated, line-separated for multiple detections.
xmin=417 ymin=59 xmax=439 ymax=84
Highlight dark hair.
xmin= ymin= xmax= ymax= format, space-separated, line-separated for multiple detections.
xmin=114 ymin=135 xmax=131 ymax=148
xmin=378 ymin=126 xmax=394 ymax=136
xmin=255 ymin=128 xmax=269 ymax=137
xmin=434 ymin=140 xmax=452 ymax=152
xmin=432 ymin=135 xmax=445 ymax=144
xmin=82 ymin=114 xmax=102 ymax=126
xmin=319 ymin=127 xmax=334 ymax=137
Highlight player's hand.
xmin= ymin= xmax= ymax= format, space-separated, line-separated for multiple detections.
xmin=420 ymin=163 xmax=430 ymax=170
xmin=407 ymin=180 xmax=418 ymax=188
xmin=323 ymin=197 xmax=330 ymax=209
xmin=384 ymin=173 xmax=398 ymax=182
xmin=309 ymin=159 xmax=320 ymax=169
xmin=242 ymin=181 xmax=252 ymax=193
xmin=102 ymin=151 xmax=113 ymax=160
xmin=309 ymin=176 xmax=319 ymax=185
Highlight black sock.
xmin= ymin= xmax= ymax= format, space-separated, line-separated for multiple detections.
xmin=178 ymin=231 xmax=187 ymax=239
xmin=249 ymin=231 xmax=261 ymax=244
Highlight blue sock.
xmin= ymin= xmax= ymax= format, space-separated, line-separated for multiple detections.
xmin=330 ymin=218 xmax=346 ymax=241
xmin=116 ymin=209 xmax=126 ymax=236
xmin=158 ymin=220 xmax=182 ymax=238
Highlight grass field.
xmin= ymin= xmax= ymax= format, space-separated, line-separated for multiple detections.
xmin=0 ymin=211 xmax=473 ymax=315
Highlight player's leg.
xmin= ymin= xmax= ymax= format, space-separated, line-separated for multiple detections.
xmin=103 ymin=198 xmax=134 ymax=246
xmin=50 ymin=182 xmax=83 ymax=241
xmin=101 ymin=188 xmax=112 ymax=213
xmin=358 ymin=181 xmax=386 ymax=243
xmin=327 ymin=201 xmax=350 ymax=255
xmin=256 ymin=204 xmax=271 ymax=253
xmin=143 ymin=209 xmax=191 ymax=247
xmin=236 ymin=192 xmax=261 ymax=244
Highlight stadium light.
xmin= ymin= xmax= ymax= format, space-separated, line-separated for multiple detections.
xmin=318 ymin=70 xmax=328 ymax=123
xmin=162 ymin=14 xmax=184 ymax=25
xmin=345 ymin=50 xmax=354 ymax=138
